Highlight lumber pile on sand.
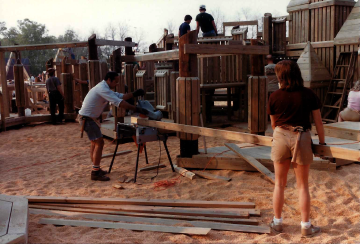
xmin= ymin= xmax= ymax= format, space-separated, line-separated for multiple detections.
xmin=28 ymin=196 xmax=270 ymax=235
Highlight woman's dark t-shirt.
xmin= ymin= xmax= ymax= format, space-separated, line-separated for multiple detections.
xmin=267 ymin=87 xmax=321 ymax=130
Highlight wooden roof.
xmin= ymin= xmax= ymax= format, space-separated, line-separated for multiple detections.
xmin=334 ymin=1 xmax=360 ymax=45
xmin=288 ymin=0 xmax=355 ymax=12
xmin=297 ymin=42 xmax=332 ymax=83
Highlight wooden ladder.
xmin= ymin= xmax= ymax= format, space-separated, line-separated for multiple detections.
xmin=321 ymin=51 xmax=357 ymax=123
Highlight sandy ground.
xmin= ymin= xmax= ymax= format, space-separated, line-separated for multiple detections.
xmin=0 ymin=122 xmax=359 ymax=243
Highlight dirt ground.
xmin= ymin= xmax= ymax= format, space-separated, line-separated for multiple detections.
xmin=0 ymin=122 xmax=359 ymax=243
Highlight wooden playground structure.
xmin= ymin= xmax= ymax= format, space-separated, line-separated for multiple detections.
xmin=0 ymin=0 xmax=359 ymax=160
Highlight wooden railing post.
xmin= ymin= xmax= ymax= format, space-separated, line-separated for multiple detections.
xmin=88 ymin=34 xmax=101 ymax=88
xmin=0 ymin=49 xmax=9 ymax=118
xmin=62 ymin=73 xmax=74 ymax=114
xmin=263 ymin=13 xmax=273 ymax=54
xmin=13 ymin=59 xmax=26 ymax=116
xmin=79 ymin=62 xmax=89 ymax=102
xmin=248 ymin=40 xmax=268 ymax=135
xmin=177 ymin=30 xmax=200 ymax=158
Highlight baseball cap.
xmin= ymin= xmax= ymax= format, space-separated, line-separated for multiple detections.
xmin=199 ymin=4 xmax=206 ymax=9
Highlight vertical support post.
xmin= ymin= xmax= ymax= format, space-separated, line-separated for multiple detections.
xmin=0 ymin=50 xmax=9 ymax=118
xmin=125 ymin=37 xmax=135 ymax=92
xmin=263 ymin=13 xmax=273 ymax=54
xmin=112 ymin=48 xmax=125 ymax=127
xmin=88 ymin=34 xmax=101 ymax=88
xmin=13 ymin=60 xmax=26 ymax=116
xmin=177 ymin=30 xmax=199 ymax=158
xmin=72 ymin=63 xmax=81 ymax=108
xmin=79 ymin=62 xmax=89 ymax=102
xmin=248 ymin=40 xmax=268 ymax=135
xmin=62 ymin=73 xmax=74 ymax=113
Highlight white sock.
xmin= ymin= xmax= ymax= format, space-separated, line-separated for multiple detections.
xmin=273 ymin=216 xmax=283 ymax=225
xmin=301 ymin=220 xmax=311 ymax=229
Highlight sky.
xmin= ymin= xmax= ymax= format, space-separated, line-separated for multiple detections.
xmin=0 ymin=0 xmax=292 ymax=46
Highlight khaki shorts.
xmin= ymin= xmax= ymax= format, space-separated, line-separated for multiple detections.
xmin=271 ymin=127 xmax=313 ymax=165
xmin=339 ymin=107 xmax=360 ymax=122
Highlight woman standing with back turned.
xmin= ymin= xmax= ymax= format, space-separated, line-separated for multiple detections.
xmin=267 ymin=60 xmax=325 ymax=238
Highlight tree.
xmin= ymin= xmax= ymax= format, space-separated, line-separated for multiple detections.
xmin=166 ymin=21 xmax=176 ymax=35
xmin=0 ymin=21 xmax=7 ymax=37
xmin=210 ymin=8 xmax=226 ymax=35
xmin=236 ymin=8 xmax=262 ymax=39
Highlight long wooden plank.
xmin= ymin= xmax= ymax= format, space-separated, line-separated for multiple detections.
xmin=184 ymin=45 xmax=270 ymax=55
xmin=27 ymin=196 xmax=255 ymax=209
xmin=121 ymin=50 xmax=179 ymax=62
xmin=225 ymin=143 xmax=275 ymax=184
xmin=32 ymin=203 xmax=249 ymax=219
xmin=30 ymin=209 xmax=259 ymax=226
xmin=223 ymin=21 xmax=258 ymax=26
xmin=137 ymin=119 xmax=360 ymax=162
xmin=193 ymin=171 xmax=232 ymax=182
xmin=30 ymin=207 xmax=255 ymax=224
xmin=39 ymin=218 xmax=211 ymax=235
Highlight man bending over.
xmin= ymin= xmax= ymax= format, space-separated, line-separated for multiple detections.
xmin=79 ymin=71 xmax=147 ymax=181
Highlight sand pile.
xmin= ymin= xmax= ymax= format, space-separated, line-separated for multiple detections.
xmin=0 ymin=122 xmax=359 ymax=243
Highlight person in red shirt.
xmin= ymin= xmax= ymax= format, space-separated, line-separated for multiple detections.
xmin=267 ymin=60 xmax=325 ymax=238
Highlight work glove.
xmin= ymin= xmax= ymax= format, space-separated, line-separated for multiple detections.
xmin=135 ymin=107 xmax=149 ymax=115
xmin=132 ymin=89 xmax=145 ymax=97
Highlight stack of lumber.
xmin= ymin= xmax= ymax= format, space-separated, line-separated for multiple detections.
xmin=28 ymin=196 xmax=270 ymax=235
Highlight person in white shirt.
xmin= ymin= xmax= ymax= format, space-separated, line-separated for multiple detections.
xmin=79 ymin=71 xmax=148 ymax=181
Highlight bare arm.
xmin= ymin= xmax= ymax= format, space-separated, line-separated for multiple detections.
xmin=211 ymin=21 xmax=217 ymax=35
xmin=119 ymin=100 xmax=136 ymax=111
xmin=270 ymin=115 xmax=276 ymax=130
xmin=74 ymin=78 xmax=88 ymax=85
xmin=121 ymin=92 xmax=134 ymax=101
xmin=312 ymin=109 xmax=325 ymax=144
xmin=57 ymin=85 xmax=65 ymax=98
xmin=196 ymin=21 xmax=200 ymax=35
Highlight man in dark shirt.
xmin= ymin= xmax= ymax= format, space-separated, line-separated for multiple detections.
xmin=196 ymin=5 xmax=217 ymax=37
xmin=179 ymin=15 xmax=192 ymax=37
xmin=45 ymin=68 xmax=65 ymax=125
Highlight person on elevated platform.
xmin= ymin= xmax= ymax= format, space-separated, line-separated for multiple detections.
xmin=267 ymin=60 xmax=325 ymax=238
xmin=78 ymin=71 xmax=148 ymax=181
xmin=196 ymin=5 xmax=217 ymax=37
xmin=265 ymin=55 xmax=279 ymax=94
xmin=338 ymin=80 xmax=360 ymax=122
xmin=179 ymin=15 xmax=192 ymax=37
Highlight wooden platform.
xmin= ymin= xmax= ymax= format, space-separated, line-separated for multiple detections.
xmin=177 ymin=143 xmax=337 ymax=172
xmin=0 ymin=195 xmax=28 ymax=244
xmin=312 ymin=122 xmax=360 ymax=141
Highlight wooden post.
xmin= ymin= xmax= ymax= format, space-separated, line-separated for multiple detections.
xmin=0 ymin=50 xmax=9 ymax=118
xmin=124 ymin=37 xmax=135 ymax=92
xmin=72 ymin=63 xmax=81 ymax=108
xmin=112 ymin=47 xmax=125 ymax=127
xmin=100 ymin=61 xmax=108 ymax=80
xmin=79 ymin=63 xmax=89 ymax=102
xmin=177 ymin=30 xmax=199 ymax=158
xmin=263 ymin=13 xmax=273 ymax=54
xmin=248 ymin=40 xmax=267 ymax=135
xmin=88 ymin=34 xmax=101 ymax=88
xmin=62 ymin=73 xmax=74 ymax=113
xmin=13 ymin=60 xmax=26 ymax=116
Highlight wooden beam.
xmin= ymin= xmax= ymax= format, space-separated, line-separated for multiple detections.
xmin=30 ymin=209 xmax=262 ymax=230
xmin=121 ymin=50 xmax=179 ymax=62
xmin=95 ymin=39 xmax=135 ymax=47
xmin=30 ymin=208 xmax=256 ymax=225
xmin=0 ymin=51 xmax=9 ymax=118
xmin=286 ymin=41 xmax=334 ymax=50
xmin=193 ymin=171 xmax=232 ymax=182
xmin=27 ymin=196 xmax=255 ymax=209
xmin=184 ymin=44 xmax=270 ymax=55
xmin=309 ymin=0 xmax=356 ymax=9
xmin=0 ymin=42 xmax=88 ymax=52
xmin=32 ymin=203 xmax=249 ymax=219
xmin=136 ymin=119 xmax=360 ymax=162
xmin=223 ymin=21 xmax=258 ymax=26
xmin=225 ymin=143 xmax=275 ymax=184
xmin=39 ymin=218 xmax=211 ymax=235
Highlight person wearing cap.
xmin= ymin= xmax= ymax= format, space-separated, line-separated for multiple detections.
xmin=45 ymin=68 xmax=65 ymax=125
xmin=196 ymin=5 xmax=218 ymax=37
xmin=179 ymin=15 xmax=192 ymax=37
xmin=78 ymin=71 xmax=149 ymax=181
